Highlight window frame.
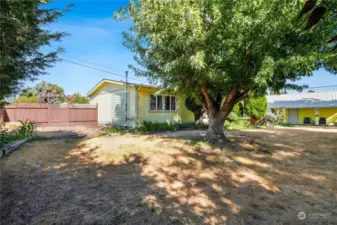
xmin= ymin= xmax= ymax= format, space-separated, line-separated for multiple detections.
xmin=149 ymin=94 xmax=176 ymax=112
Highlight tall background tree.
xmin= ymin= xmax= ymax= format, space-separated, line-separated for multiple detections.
xmin=71 ymin=92 xmax=89 ymax=104
xmin=116 ymin=0 xmax=336 ymax=139
xmin=15 ymin=81 xmax=89 ymax=104
xmin=0 ymin=0 xmax=70 ymax=99
xmin=35 ymin=81 xmax=65 ymax=104
xmin=15 ymin=87 xmax=38 ymax=103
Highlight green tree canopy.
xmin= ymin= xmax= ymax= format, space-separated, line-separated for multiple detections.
xmin=35 ymin=81 xmax=65 ymax=104
xmin=20 ymin=88 xmax=37 ymax=98
xmin=15 ymin=95 xmax=38 ymax=104
xmin=116 ymin=0 xmax=336 ymax=139
xmin=0 ymin=0 xmax=69 ymax=99
xmin=71 ymin=92 xmax=89 ymax=104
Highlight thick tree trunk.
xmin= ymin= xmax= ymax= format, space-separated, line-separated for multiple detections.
xmin=199 ymin=81 xmax=250 ymax=143
xmin=207 ymin=112 xmax=226 ymax=140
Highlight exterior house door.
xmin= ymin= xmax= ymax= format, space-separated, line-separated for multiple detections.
xmin=288 ymin=109 xmax=298 ymax=124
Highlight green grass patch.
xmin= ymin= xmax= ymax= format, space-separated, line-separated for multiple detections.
xmin=27 ymin=136 xmax=51 ymax=142
xmin=224 ymin=120 xmax=252 ymax=131
xmin=278 ymin=123 xmax=296 ymax=127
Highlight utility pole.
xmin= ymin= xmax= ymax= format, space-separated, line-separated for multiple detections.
xmin=125 ymin=71 xmax=128 ymax=123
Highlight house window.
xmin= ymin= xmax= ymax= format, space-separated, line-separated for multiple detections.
xmin=165 ymin=96 xmax=170 ymax=110
xmin=157 ymin=95 xmax=163 ymax=110
xmin=150 ymin=95 xmax=156 ymax=110
xmin=170 ymin=96 xmax=176 ymax=111
xmin=150 ymin=95 xmax=176 ymax=111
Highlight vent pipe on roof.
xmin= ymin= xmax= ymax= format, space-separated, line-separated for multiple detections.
xmin=125 ymin=71 xmax=128 ymax=123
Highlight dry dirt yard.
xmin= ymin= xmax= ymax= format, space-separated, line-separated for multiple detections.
xmin=0 ymin=127 xmax=336 ymax=225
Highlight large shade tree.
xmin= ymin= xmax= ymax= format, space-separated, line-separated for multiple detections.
xmin=0 ymin=0 xmax=70 ymax=99
xmin=116 ymin=0 xmax=337 ymax=139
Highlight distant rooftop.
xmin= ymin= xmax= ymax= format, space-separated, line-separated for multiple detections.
xmin=267 ymin=91 xmax=337 ymax=108
xmin=87 ymin=79 xmax=156 ymax=96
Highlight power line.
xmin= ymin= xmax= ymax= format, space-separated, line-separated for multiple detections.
xmin=62 ymin=57 xmax=337 ymax=89
xmin=61 ymin=59 xmax=148 ymax=84
xmin=61 ymin=59 xmax=337 ymax=90
xmin=63 ymin=55 xmax=124 ymax=74
xmin=302 ymin=85 xmax=337 ymax=89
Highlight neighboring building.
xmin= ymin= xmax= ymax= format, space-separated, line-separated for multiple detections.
xmin=87 ymin=79 xmax=194 ymax=126
xmin=267 ymin=91 xmax=337 ymax=125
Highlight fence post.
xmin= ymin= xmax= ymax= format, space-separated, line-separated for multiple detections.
xmin=14 ymin=104 xmax=17 ymax=121
xmin=68 ymin=104 xmax=71 ymax=126
xmin=47 ymin=104 xmax=52 ymax=125
xmin=0 ymin=107 xmax=3 ymax=124
xmin=96 ymin=103 xmax=98 ymax=125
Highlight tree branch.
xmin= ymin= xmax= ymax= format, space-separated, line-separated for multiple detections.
xmin=234 ymin=89 xmax=250 ymax=104
xmin=199 ymin=80 xmax=215 ymax=111
xmin=220 ymin=88 xmax=250 ymax=119
xmin=220 ymin=88 xmax=239 ymax=113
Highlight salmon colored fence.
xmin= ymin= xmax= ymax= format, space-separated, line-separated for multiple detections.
xmin=1 ymin=103 xmax=98 ymax=126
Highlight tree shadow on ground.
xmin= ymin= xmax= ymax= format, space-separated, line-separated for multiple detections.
xmin=1 ymin=128 xmax=336 ymax=225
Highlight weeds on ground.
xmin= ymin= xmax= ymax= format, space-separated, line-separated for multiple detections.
xmin=106 ymin=121 xmax=208 ymax=134
xmin=27 ymin=136 xmax=51 ymax=142
xmin=0 ymin=120 xmax=37 ymax=147
xmin=107 ymin=126 xmax=127 ymax=133
xmin=278 ymin=123 xmax=296 ymax=127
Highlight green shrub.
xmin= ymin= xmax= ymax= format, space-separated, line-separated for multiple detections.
xmin=135 ymin=121 xmax=207 ymax=133
xmin=0 ymin=120 xmax=37 ymax=147
xmin=18 ymin=119 xmax=38 ymax=136
xmin=135 ymin=121 xmax=176 ymax=132
xmin=104 ymin=121 xmax=208 ymax=135
xmin=232 ymin=102 xmax=244 ymax=116
xmin=224 ymin=119 xmax=251 ymax=131
xmin=227 ymin=111 xmax=239 ymax=122
xmin=244 ymin=93 xmax=267 ymax=119
xmin=106 ymin=126 xmax=127 ymax=133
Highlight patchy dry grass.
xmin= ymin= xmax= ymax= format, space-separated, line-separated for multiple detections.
xmin=1 ymin=128 xmax=336 ymax=225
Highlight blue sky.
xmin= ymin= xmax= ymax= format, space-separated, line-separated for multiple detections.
xmin=25 ymin=0 xmax=337 ymax=95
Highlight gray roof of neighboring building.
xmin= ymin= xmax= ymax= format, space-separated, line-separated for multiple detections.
xmin=267 ymin=91 xmax=337 ymax=108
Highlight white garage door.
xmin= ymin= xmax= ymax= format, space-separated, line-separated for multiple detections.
xmin=288 ymin=109 xmax=298 ymax=124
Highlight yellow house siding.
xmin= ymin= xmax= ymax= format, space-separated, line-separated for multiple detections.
xmin=320 ymin=108 xmax=337 ymax=125
xmin=284 ymin=108 xmax=337 ymax=125
xmin=298 ymin=108 xmax=315 ymax=124
xmin=137 ymin=88 xmax=194 ymax=123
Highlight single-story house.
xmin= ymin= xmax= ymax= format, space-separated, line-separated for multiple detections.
xmin=267 ymin=91 xmax=337 ymax=125
xmin=87 ymin=79 xmax=194 ymax=126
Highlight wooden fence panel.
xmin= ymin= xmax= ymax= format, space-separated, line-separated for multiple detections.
xmin=1 ymin=103 xmax=97 ymax=126
xmin=16 ymin=108 xmax=48 ymax=124
xmin=3 ymin=108 xmax=17 ymax=122
xmin=69 ymin=108 xmax=96 ymax=121
xmin=50 ymin=105 xmax=69 ymax=124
